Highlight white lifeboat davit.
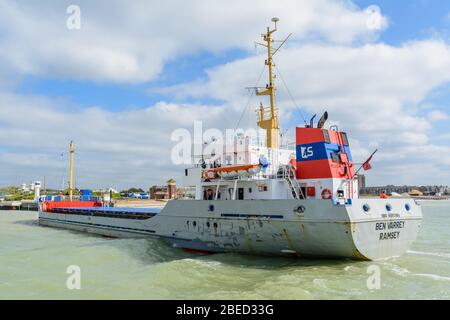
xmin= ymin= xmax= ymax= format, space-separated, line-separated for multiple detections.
xmin=204 ymin=164 xmax=261 ymax=180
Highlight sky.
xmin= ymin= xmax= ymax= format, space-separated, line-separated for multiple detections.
xmin=0 ymin=0 xmax=449 ymax=190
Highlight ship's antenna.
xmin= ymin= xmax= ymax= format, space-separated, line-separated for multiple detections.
xmin=254 ymin=17 xmax=281 ymax=149
xmin=69 ymin=141 xmax=74 ymax=201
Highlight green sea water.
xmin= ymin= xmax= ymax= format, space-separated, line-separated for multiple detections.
xmin=0 ymin=201 xmax=449 ymax=300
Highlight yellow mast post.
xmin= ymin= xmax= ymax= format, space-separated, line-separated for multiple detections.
xmin=69 ymin=141 xmax=74 ymax=201
xmin=256 ymin=17 xmax=280 ymax=149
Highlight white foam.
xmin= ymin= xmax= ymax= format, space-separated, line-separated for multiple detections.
xmin=413 ymin=273 xmax=450 ymax=282
xmin=383 ymin=262 xmax=450 ymax=282
xmin=382 ymin=262 xmax=412 ymax=277
xmin=407 ymin=250 xmax=450 ymax=259
xmin=182 ymin=258 xmax=222 ymax=269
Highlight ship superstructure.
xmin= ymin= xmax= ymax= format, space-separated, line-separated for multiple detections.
xmin=38 ymin=19 xmax=422 ymax=260
xmin=183 ymin=18 xmax=357 ymax=204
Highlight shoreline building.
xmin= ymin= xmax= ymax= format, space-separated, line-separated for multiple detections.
xmin=149 ymin=179 xmax=177 ymax=200
xmin=360 ymin=185 xmax=449 ymax=196
xmin=357 ymin=174 xmax=366 ymax=190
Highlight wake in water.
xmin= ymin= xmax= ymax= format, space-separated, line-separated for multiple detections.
xmin=383 ymin=262 xmax=450 ymax=282
xmin=407 ymin=250 xmax=450 ymax=259
xmin=413 ymin=273 xmax=450 ymax=282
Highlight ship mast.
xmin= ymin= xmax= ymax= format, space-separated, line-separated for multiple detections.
xmin=69 ymin=141 xmax=74 ymax=201
xmin=256 ymin=17 xmax=280 ymax=149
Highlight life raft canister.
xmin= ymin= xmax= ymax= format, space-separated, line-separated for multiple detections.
xmin=321 ymin=189 xmax=332 ymax=200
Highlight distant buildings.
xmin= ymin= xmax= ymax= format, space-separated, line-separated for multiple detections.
xmin=408 ymin=189 xmax=423 ymax=197
xmin=357 ymin=174 xmax=449 ymax=196
xmin=20 ymin=182 xmax=33 ymax=194
xmin=20 ymin=181 xmax=41 ymax=196
xmin=360 ymin=185 xmax=449 ymax=196
xmin=149 ymin=179 xmax=177 ymax=200
xmin=94 ymin=187 xmax=119 ymax=194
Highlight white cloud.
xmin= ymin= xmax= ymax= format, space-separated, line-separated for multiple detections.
xmin=427 ymin=110 xmax=449 ymax=122
xmin=0 ymin=0 xmax=386 ymax=83
xmin=438 ymin=133 xmax=450 ymax=141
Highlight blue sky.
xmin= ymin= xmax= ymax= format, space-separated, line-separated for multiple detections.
xmin=356 ymin=0 xmax=450 ymax=44
xmin=0 ymin=0 xmax=449 ymax=189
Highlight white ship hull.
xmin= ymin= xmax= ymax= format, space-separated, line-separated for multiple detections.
xmin=39 ymin=198 xmax=422 ymax=260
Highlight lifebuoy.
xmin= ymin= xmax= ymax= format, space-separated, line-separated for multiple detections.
xmin=204 ymin=170 xmax=216 ymax=179
xmin=321 ymin=189 xmax=332 ymax=200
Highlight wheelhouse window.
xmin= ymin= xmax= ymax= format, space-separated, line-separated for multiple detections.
xmin=322 ymin=129 xmax=331 ymax=144
xmin=340 ymin=132 xmax=349 ymax=146
xmin=331 ymin=152 xmax=340 ymax=163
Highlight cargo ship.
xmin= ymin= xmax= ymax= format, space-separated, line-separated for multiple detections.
xmin=39 ymin=19 xmax=422 ymax=260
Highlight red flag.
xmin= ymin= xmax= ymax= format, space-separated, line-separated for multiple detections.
xmin=362 ymin=149 xmax=377 ymax=171
xmin=362 ymin=161 xmax=372 ymax=171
